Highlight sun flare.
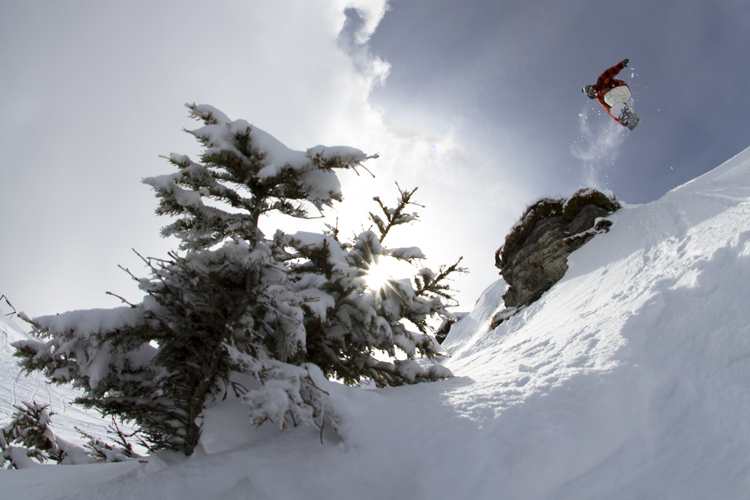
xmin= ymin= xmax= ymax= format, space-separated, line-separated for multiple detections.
xmin=365 ymin=263 xmax=392 ymax=291
xmin=364 ymin=258 xmax=411 ymax=291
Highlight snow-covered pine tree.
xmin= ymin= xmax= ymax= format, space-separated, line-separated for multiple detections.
xmin=13 ymin=104 xmax=459 ymax=456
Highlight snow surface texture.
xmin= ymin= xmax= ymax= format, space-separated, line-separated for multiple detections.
xmin=3 ymin=146 xmax=750 ymax=498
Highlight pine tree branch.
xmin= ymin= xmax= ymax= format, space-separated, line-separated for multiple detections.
xmin=373 ymin=184 xmax=422 ymax=243
xmin=0 ymin=295 xmax=17 ymax=317
xmin=105 ymin=291 xmax=138 ymax=308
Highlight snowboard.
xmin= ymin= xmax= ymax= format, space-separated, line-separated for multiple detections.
xmin=617 ymin=105 xmax=640 ymax=130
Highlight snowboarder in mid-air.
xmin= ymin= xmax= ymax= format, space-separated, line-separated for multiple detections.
xmin=583 ymin=59 xmax=640 ymax=130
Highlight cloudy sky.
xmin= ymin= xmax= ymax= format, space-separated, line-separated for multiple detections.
xmin=2 ymin=0 xmax=748 ymax=319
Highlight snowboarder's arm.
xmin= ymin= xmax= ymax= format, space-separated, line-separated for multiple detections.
xmin=596 ymin=60 xmax=628 ymax=88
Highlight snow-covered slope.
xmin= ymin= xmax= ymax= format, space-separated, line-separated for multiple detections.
xmin=441 ymin=144 xmax=750 ymax=498
xmin=3 ymin=146 xmax=750 ymax=499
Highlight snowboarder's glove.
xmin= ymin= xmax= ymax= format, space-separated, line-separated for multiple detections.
xmin=623 ymin=58 xmax=629 ymax=66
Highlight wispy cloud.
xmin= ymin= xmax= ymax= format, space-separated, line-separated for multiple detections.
xmin=337 ymin=6 xmax=390 ymax=87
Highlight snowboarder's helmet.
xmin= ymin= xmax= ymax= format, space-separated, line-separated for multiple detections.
xmin=583 ymin=85 xmax=596 ymax=99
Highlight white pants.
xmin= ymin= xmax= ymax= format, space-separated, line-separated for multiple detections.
xmin=604 ymin=85 xmax=631 ymax=107
xmin=604 ymin=86 xmax=631 ymax=120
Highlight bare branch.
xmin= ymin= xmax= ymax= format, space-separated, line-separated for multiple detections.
xmin=0 ymin=294 xmax=17 ymax=317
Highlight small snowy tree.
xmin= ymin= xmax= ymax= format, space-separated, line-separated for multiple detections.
xmin=1 ymin=401 xmax=61 ymax=468
xmin=14 ymin=104 xmax=461 ymax=456
xmin=0 ymin=401 xmax=138 ymax=469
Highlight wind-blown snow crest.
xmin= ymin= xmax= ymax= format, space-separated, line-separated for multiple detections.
xmin=3 ymin=146 xmax=750 ymax=498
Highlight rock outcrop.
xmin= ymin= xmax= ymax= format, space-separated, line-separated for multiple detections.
xmin=434 ymin=313 xmax=468 ymax=344
xmin=491 ymin=189 xmax=620 ymax=327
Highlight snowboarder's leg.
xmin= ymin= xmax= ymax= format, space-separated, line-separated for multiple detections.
xmin=604 ymin=85 xmax=631 ymax=107
xmin=610 ymin=102 xmax=627 ymax=120
xmin=604 ymin=86 xmax=635 ymax=128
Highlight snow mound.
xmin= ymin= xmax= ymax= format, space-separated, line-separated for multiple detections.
xmin=3 ymin=146 xmax=750 ymax=499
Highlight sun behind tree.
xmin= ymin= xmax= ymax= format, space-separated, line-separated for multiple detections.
xmin=13 ymin=104 xmax=464 ymax=457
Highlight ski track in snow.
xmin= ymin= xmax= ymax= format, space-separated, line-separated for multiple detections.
xmin=3 ymin=147 xmax=750 ymax=499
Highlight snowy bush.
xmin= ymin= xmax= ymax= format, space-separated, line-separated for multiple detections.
xmin=0 ymin=401 xmax=137 ymax=469
xmin=1 ymin=401 xmax=63 ymax=469
xmin=13 ymin=104 xmax=462 ymax=456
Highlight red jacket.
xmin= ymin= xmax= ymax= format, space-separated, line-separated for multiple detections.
xmin=592 ymin=60 xmax=629 ymax=118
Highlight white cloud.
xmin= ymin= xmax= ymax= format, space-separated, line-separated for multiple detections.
xmin=0 ymin=0 xmax=513 ymax=316
xmin=0 ymin=1 xmax=385 ymax=314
